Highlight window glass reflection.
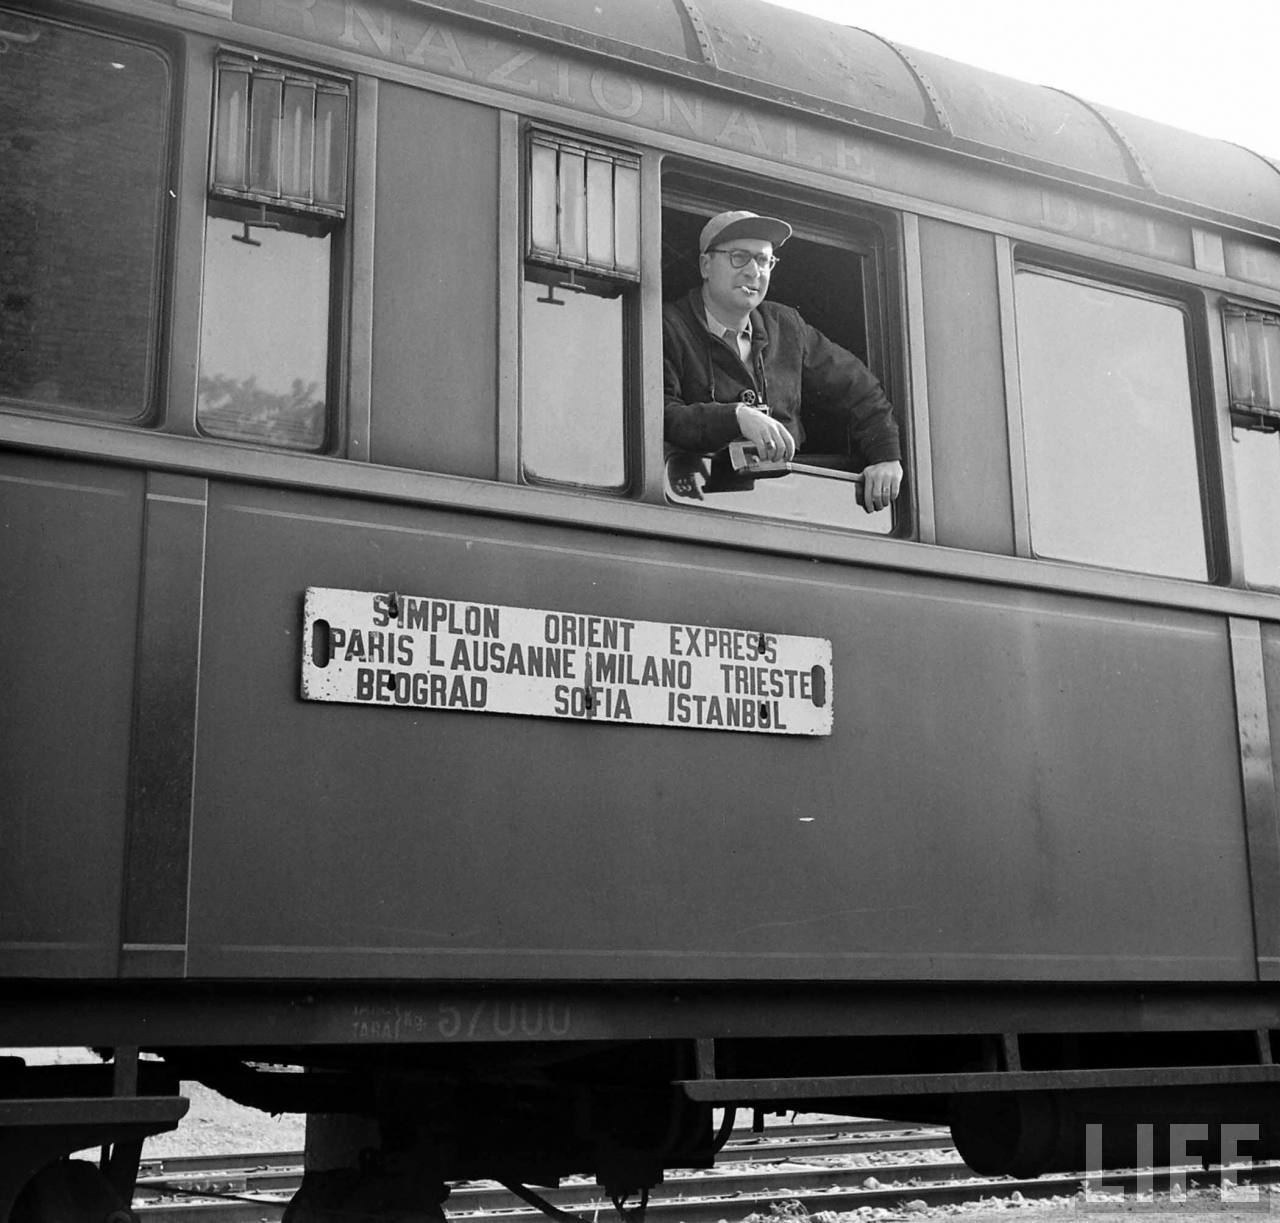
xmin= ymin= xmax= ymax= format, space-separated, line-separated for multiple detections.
xmin=0 ymin=14 xmax=168 ymax=417
xmin=1014 ymin=271 xmax=1206 ymax=580
xmin=197 ymin=215 xmax=329 ymax=449
xmin=521 ymin=280 xmax=625 ymax=489
xmin=1233 ymin=425 xmax=1280 ymax=588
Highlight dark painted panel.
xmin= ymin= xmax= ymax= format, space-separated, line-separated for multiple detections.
xmin=918 ymin=219 xmax=1014 ymax=555
xmin=119 ymin=473 xmax=208 ymax=969
xmin=0 ymin=453 xmax=144 ymax=977
xmin=370 ymin=84 xmax=498 ymax=478
xmin=187 ymin=481 xmax=1252 ymax=981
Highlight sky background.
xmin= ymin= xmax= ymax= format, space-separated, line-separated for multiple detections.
xmin=763 ymin=0 xmax=1280 ymax=159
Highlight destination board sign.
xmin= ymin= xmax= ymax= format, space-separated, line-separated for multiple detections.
xmin=301 ymin=587 xmax=832 ymax=736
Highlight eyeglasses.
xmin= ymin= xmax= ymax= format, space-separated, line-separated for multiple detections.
xmin=707 ymin=248 xmax=780 ymax=271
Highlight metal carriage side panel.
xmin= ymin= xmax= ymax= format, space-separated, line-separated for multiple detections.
xmin=184 ymin=481 xmax=1254 ymax=982
xmin=369 ymin=83 xmax=500 ymax=479
xmin=917 ymin=219 xmax=1014 ymax=557
xmin=0 ymin=452 xmax=145 ymax=977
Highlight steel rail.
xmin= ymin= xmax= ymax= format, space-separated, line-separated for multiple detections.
xmin=132 ymin=1119 xmax=1280 ymax=1223
xmin=133 ymin=1124 xmax=954 ymax=1180
xmin=130 ymin=1121 xmax=960 ymax=1220
xmin=136 ymin=1155 xmax=971 ymax=1212
xmin=131 ymin=1162 xmax=1280 ymax=1223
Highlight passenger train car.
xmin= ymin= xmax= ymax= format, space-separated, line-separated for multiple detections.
xmin=6 ymin=0 xmax=1280 ymax=1218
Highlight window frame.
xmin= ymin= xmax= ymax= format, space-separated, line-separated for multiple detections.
xmin=1222 ymin=299 xmax=1280 ymax=432
xmin=0 ymin=2 xmax=181 ymax=426
xmin=517 ymin=122 xmax=644 ymax=496
xmin=1009 ymin=254 xmax=1222 ymax=582
xmin=1220 ymin=295 xmax=1280 ymax=591
xmin=658 ymin=167 xmax=909 ymax=537
xmin=194 ymin=49 xmax=353 ymax=454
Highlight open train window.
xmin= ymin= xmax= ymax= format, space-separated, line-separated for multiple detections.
xmin=0 ymin=10 xmax=171 ymax=420
xmin=660 ymin=188 xmax=898 ymax=534
xmin=196 ymin=56 xmax=349 ymax=450
xmin=520 ymin=128 xmax=640 ymax=492
xmin=1013 ymin=267 xmax=1208 ymax=580
xmin=1224 ymin=304 xmax=1280 ymax=588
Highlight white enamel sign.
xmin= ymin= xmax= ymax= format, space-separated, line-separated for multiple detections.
xmin=301 ymin=587 xmax=832 ymax=736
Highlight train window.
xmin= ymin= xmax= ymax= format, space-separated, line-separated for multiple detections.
xmin=1233 ymin=427 xmax=1280 ymax=587
xmin=1013 ymin=268 xmax=1207 ymax=580
xmin=1224 ymin=305 xmax=1280 ymax=587
xmin=196 ymin=57 xmax=349 ymax=450
xmin=520 ymin=130 xmax=640 ymax=491
xmin=660 ymin=201 xmax=895 ymax=534
xmin=0 ymin=11 xmax=170 ymax=419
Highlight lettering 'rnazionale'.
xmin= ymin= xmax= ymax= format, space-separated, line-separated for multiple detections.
xmin=245 ymin=0 xmax=1185 ymax=263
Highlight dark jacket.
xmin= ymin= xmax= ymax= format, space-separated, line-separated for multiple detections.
xmin=662 ymin=287 xmax=901 ymax=463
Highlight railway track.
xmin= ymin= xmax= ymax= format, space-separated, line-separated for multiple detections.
xmin=130 ymin=1119 xmax=1279 ymax=1223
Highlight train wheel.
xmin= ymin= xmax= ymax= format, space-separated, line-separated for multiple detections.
xmin=950 ymin=1092 xmax=1063 ymax=1178
xmin=10 ymin=1159 xmax=132 ymax=1223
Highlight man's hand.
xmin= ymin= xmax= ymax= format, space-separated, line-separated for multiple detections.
xmin=735 ymin=403 xmax=796 ymax=461
xmin=861 ymin=460 xmax=903 ymax=513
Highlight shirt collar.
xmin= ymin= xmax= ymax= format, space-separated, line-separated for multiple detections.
xmin=703 ymin=304 xmax=751 ymax=343
xmin=699 ymin=287 xmax=752 ymax=342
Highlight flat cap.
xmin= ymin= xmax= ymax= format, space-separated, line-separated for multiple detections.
xmin=699 ymin=209 xmax=793 ymax=252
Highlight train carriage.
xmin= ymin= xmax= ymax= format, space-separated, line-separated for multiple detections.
xmin=6 ymin=0 xmax=1280 ymax=1218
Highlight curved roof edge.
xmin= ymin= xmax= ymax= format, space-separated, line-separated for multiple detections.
xmin=417 ymin=0 xmax=1280 ymax=238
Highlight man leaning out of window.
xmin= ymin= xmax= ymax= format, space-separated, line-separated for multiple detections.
xmin=663 ymin=209 xmax=902 ymax=513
